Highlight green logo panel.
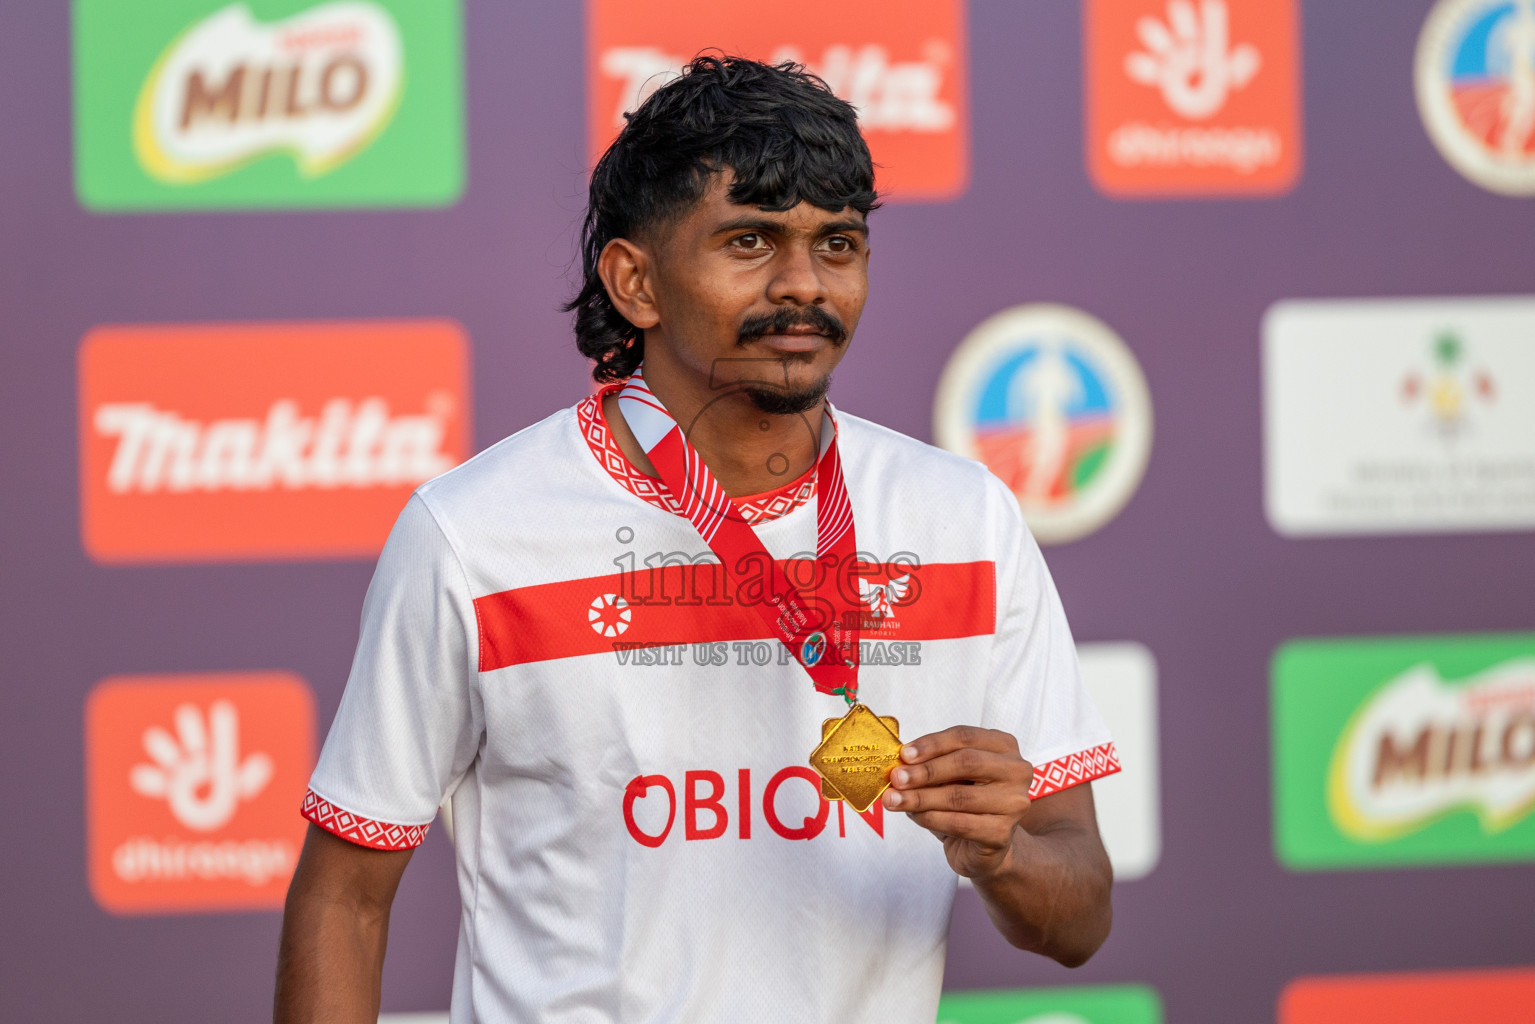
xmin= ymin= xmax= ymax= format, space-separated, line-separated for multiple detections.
xmin=937 ymin=985 xmax=1162 ymax=1024
xmin=72 ymin=0 xmax=463 ymax=210
xmin=1273 ymin=633 xmax=1535 ymax=871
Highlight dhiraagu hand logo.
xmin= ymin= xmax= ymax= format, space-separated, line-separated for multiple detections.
xmin=1274 ymin=634 xmax=1535 ymax=870
xmin=73 ymin=0 xmax=463 ymax=210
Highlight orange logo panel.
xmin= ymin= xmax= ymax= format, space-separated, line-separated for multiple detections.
xmin=587 ymin=0 xmax=967 ymax=201
xmin=1280 ymin=968 xmax=1535 ymax=1024
xmin=1086 ymin=0 xmax=1301 ymax=196
xmin=85 ymin=673 xmax=315 ymax=914
xmin=79 ymin=320 xmax=469 ymax=563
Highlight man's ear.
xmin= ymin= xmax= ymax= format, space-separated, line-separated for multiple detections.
xmin=597 ymin=238 xmax=661 ymax=330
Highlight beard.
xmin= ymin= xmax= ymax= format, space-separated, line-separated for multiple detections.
xmin=741 ymin=374 xmax=831 ymax=415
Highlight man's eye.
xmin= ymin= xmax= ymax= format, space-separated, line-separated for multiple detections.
xmin=822 ymin=236 xmax=853 ymax=253
xmin=733 ymin=233 xmax=765 ymax=249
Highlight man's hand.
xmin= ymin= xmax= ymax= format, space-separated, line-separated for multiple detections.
xmin=881 ymin=725 xmax=1034 ymax=880
xmin=881 ymin=724 xmax=1113 ymax=967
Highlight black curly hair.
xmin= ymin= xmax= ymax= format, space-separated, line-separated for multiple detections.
xmin=566 ymin=54 xmax=880 ymax=383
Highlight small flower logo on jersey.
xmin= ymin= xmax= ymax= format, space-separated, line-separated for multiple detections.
xmin=132 ymin=2 xmax=404 ymax=184
xmin=78 ymin=320 xmax=470 ymax=563
xmin=129 ymin=701 xmax=274 ymax=832
xmin=1416 ymin=0 xmax=1535 ymax=195
xmin=86 ymin=673 xmax=314 ymax=914
xmin=934 ymin=305 xmax=1153 ymax=545
xmin=586 ymin=0 xmax=967 ymax=200
xmin=589 ymin=594 xmax=633 ymax=637
xmin=1086 ymin=0 xmax=1301 ymax=196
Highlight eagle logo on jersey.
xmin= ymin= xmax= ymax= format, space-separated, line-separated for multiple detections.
xmin=859 ymin=574 xmax=912 ymax=623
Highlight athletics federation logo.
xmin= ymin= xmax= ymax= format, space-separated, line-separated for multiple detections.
xmin=86 ymin=673 xmax=314 ymax=914
xmin=934 ymin=305 xmax=1152 ymax=545
xmin=1416 ymin=0 xmax=1535 ymax=195
xmin=1086 ymin=0 xmax=1301 ymax=196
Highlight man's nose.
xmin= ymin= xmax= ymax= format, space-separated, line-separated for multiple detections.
xmin=765 ymin=243 xmax=828 ymax=306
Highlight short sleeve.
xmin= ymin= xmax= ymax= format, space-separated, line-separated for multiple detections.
xmin=978 ymin=476 xmax=1120 ymax=800
xmin=302 ymin=494 xmax=483 ymax=849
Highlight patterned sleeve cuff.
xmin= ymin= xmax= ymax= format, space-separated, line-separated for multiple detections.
xmin=301 ymin=789 xmax=430 ymax=850
xmin=1027 ymin=742 xmax=1121 ymax=800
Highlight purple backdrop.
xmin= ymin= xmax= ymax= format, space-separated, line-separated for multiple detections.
xmin=2 ymin=1 xmax=1533 ymax=1021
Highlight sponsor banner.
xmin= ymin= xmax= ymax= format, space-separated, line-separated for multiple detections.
xmin=937 ymin=985 xmax=1162 ymax=1024
xmin=1080 ymin=643 xmax=1161 ymax=881
xmin=934 ymin=304 xmax=1152 ymax=545
xmin=1263 ymin=296 xmax=1535 ymax=537
xmin=1273 ymin=633 xmax=1535 ymax=870
xmin=72 ymin=0 xmax=464 ymax=210
xmin=79 ymin=320 xmax=470 ymax=563
xmin=1085 ymin=0 xmax=1302 ymax=196
xmin=85 ymin=672 xmax=315 ymax=913
xmin=1416 ymin=0 xmax=1535 ymax=196
xmin=586 ymin=0 xmax=967 ymax=200
xmin=1280 ymin=966 xmax=1535 ymax=1023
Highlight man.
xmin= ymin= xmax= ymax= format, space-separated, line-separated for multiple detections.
xmin=276 ymin=56 xmax=1117 ymax=1023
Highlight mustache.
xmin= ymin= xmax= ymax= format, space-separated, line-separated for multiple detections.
xmin=736 ymin=306 xmax=848 ymax=346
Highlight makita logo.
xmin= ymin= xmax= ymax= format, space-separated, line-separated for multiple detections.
xmin=600 ymin=42 xmax=955 ymax=134
xmin=133 ymin=1 xmax=404 ymax=182
xmin=586 ymin=0 xmax=967 ymax=199
xmin=1329 ymin=658 xmax=1535 ymax=840
xmin=79 ymin=320 xmax=469 ymax=562
xmin=94 ymin=395 xmax=455 ymax=494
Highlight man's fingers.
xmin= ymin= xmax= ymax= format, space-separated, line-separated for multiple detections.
xmin=905 ymin=810 xmax=1015 ymax=849
xmin=900 ymin=725 xmax=1019 ymax=765
xmin=882 ymin=780 xmax=1031 ymax=817
xmin=890 ymin=748 xmax=1024 ymax=789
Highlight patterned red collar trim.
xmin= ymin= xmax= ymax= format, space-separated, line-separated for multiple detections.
xmin=577 ymin=386 xmax=816 ymax=525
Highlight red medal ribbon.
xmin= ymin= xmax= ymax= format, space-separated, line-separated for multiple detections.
xmin=617 ymin=369 xmax=861 ymax=701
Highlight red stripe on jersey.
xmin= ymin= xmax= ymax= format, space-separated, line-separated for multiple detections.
xmin=475 ymin=560 xmax=996 ymax=672
xmin=301 ymin=789 xmax=430 ymax=849
xmin=1027 ymin=743 xmax=1121 ymax=800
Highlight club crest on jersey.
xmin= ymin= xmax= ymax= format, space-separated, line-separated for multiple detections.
xmin=859 ymin=573 xmax=912 ymax=626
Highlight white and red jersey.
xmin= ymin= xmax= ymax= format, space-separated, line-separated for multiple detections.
xmin=305 ymin=386 xmax=1118 ymax=1024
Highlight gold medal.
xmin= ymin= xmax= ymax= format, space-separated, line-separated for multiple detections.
xmin=809 ymin=704 xmax=904 ymax=813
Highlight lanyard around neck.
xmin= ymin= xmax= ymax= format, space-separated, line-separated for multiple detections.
xmin=616 ymin=369 xmax=862 ymax=701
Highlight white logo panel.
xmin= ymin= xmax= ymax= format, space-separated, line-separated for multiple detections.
xmin=1079 ymin=642 xmax=1161 ymax=881
xmin=1264 ymin=296 xmax=1535 ymax=536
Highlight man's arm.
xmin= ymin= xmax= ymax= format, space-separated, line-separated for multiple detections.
xmin=274 ymin=824 xmax=414 ymax=1024
xmin=883 ymin=726 xmax=1113 ymax=967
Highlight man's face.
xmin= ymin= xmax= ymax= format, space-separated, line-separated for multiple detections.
xmin=643 ymin=174 xmax=869 ymax=413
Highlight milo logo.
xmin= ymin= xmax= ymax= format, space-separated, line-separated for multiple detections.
xmin=134 ymin=3 xmax=403 ymax=182
xmin=1273 ymin=634 xmax=1535 ymax=871
xmin=1329 ymin=659 xmax=1535 ymax=840
xmin=73 ymin=0 xmax=463 ymax=210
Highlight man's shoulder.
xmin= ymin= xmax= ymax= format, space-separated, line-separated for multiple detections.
xmin=836 ymin=407 xmax=1004 ymax=499
xmin=413 ymin=402 xmax=585 ymax=518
